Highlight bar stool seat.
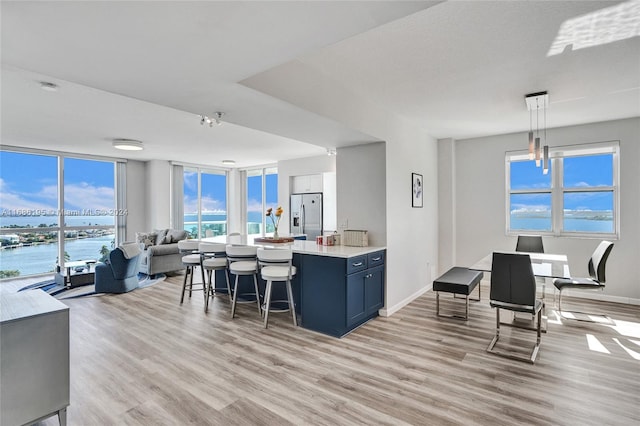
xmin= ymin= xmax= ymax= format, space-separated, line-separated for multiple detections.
xmin=177 ymin=239 xmax=204 ymax=305
xmin=199 ymin=242 xmax=231 ymax=312
xmin=226 ymin=245 xmax=261 ymax=319
xmin=258 ymin=247 xmax=297 ymax=329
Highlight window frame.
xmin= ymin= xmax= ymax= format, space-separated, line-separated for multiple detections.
xmin=245 ymin=166 xmax=278 ymax=237
xmin=1 ymin=146 xmax=122 ymax=277
xmin=182 ymin=166 xmax=228 ymax=240
xmin=506 ymin=141 xmax=619 ymax=239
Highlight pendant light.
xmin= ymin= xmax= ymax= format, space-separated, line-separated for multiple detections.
xmin=525 ymin=91 xmax=549 ymax=172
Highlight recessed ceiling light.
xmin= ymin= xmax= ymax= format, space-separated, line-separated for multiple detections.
xmin=222 ymin=160 xmax=235 ymax=165
xmin=112 ymin=139 xmax=144 ymax=151
xmin=39 ymin=81 xmax=59 ymax=92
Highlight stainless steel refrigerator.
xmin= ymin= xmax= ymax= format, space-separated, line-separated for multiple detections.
xmin=290 ymin=193 xmax=323 ymax=240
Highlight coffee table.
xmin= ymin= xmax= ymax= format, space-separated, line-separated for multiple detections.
xmin=55 ymin=260 xmax=97 ymax=288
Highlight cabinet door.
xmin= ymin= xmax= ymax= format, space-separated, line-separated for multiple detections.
xmin=365 ymin=265 xmax=384 ymax=315
xmin=346 ymin=270 xmax=366 ymax=327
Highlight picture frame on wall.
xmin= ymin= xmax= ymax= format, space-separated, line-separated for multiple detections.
xmin=412 ymin=172 xmax=423 ymax=208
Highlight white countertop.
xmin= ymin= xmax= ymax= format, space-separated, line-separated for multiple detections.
xmin=255 ymin=240 xmax=385 ymax=258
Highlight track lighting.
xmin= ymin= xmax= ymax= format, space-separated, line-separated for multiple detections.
xmin=200 ymin=112 xmax=225 ymax=127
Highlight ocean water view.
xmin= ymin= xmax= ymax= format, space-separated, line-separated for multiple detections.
xmin=0 ymin=235 xmax=114 ymax=276
xmin=510 ymin=216 xmax=614 ymax=233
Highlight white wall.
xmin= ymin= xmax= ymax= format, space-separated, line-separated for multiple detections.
xmin=125 ymin=160 xmax=147 ymax=241
xmin=442 ymin=117 xmax=640 ymax=303
xmin=336 ymin=142 xmax=386 ymax=246
xmin=277 ymin=155 xmax=336 ymax=235
xmin=145 ymin=160 xmax=171 ymax=230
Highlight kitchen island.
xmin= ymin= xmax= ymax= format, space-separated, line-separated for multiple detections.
xmin=292 ymin=242 xmax=386 ymax=337
xmin=215 ymin=240 xmax=386 ymax=337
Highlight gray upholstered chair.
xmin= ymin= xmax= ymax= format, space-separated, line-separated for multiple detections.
xmin=553 ymin=241 xmax=614 ymax=322
xmin=487 ymin=252 xmax=543 ymax=363
xmin=94 ymin=243 xmax=144 ymax=294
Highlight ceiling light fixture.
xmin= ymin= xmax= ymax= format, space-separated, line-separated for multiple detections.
xmin=200 ymin=112 xmax=225 ymax=127
xmin=326 ymin=148 xmax=337 ymax=156
xmin=112 ymin=138 xmax=144 ymax=151
xmin=222 ymin=160 xmax=236 ymax=166
xmin=39 ymin=81 xmax=59 ymax=92
xmin=525 ymin=91 xmax=549 ymax=173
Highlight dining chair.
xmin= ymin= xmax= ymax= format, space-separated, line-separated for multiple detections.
xmin=552 ymin=240 xmax=614 ymax=322
xmin=487 ymin=252 xmax=544 ymax=363
xmin=515 ymin=234 xmax=546 ymax=305
xmin=257 ymin=247 xmax=297 ymax=328
xmin=515 ymin=235 xmax=544 ymax=253
xmin=226 ymin=245 xmax=261 ymax=319
xmin=198 ymin=242 xmax=231 ymax=313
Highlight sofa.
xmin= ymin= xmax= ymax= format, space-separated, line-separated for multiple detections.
xmin=136 ymin=229 xmax=190 ymax=276
xmin=95 ymin=242 xmax=144 ymax=293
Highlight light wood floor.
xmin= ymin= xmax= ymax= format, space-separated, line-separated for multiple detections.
xmin=27 ymin=275 xmax=640 ymax=425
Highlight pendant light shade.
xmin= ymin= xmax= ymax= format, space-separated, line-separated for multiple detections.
xmin=543 ymin=145 xmax=549 ymax=174
xmin=535 ymin=137 xmax=541 ymax=166
xmin=528 ymin=131 xmax=534 ymax=159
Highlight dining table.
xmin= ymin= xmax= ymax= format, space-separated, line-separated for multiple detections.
xmin=469 ymin=251 xmax=570 ymax=279
xmin=469 ymin=251 xmax=571 ymax=332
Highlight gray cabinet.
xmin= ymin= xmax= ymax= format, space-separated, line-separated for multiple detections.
xmin=1 ymin=289 xmax=70 ymax=426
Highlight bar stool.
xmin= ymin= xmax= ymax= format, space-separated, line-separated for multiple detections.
xmin=226 ymin=245 xmax=261 ymax=318
xmin=198 ymin=242 xmax=231 ymax=312
xmin=177 ymin=239 xmax=203 ymax=304
xmin=257 ymin=247 xmax=297 ymax=328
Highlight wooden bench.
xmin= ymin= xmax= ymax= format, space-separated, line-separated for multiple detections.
xmin=433 ymin=267 xmax=483 ymax=320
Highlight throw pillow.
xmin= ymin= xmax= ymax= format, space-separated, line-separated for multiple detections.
xmin=135 ymin=232 xmax=157 ymax=249
xmin=168 ymin=229 xmax=188 ymax=243
xmin=154 ymin=228 xmax=169 ymax=245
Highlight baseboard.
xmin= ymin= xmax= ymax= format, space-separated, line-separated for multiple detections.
xmin=557 ymin=289 xmax=640 ymax=306
xmin=379 ymin=284 xmax=432 ymax=317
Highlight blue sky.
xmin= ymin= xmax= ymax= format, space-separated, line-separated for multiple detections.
xmin=1 ymin=151 xmax=115 ymax=214
xmin=511 ymin=154 xmax=613 ymax=211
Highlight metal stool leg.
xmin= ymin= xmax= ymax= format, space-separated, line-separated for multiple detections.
xmin=230 ymin=274 xmax=240 ymax=318
xmin=180 ymin=265 xmax=190 ymax=304
xmin=263 ymin=280 xmax=273 ymax=328
xmin=286 ymin=278 xmax=297 ymax=327
xmin=253 ymin=274 xmax=262 ymax=315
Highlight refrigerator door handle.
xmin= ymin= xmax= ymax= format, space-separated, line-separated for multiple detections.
xmin=301 ymin=204 xmax=305 ymax=234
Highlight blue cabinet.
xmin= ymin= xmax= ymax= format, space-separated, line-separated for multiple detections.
xmin=298 ymin=249 xmax=385 ymax=337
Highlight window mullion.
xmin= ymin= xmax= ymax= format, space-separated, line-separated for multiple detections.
xmin=553 ymin=157 xmax=563 ymax=235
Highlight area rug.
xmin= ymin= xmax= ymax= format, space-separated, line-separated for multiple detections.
xmin=18 ymin=273 xmax=166 ymax=299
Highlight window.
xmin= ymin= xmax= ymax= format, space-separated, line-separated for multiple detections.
xmin=246 ymin=167 xmax=278 ymax=236
xmin=183 ymin=167 xmax=227 ymax=239
xmin=0 ymin=150 xmax=118 ymax=278
xmin=507 ymin=142 xmax=618 ymax=238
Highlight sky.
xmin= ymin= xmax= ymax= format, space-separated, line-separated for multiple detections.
xmin=0 ymin=151 xmax=115 ymax=215
xmin=510 ymin=153 xmax=613 ymax=211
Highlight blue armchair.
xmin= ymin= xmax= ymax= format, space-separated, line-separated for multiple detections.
xmin=95 ymin=243 xmax=144 ymax=294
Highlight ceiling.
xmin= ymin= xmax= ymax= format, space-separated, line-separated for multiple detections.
xmin=2 ymin=1 xmax=639 ymax=168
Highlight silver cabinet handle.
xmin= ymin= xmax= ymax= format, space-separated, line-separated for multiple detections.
xmin=352 ymin=262 xmax=363 ymax=267
xmin=372 ymin=257 xmax=381 ymax=261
